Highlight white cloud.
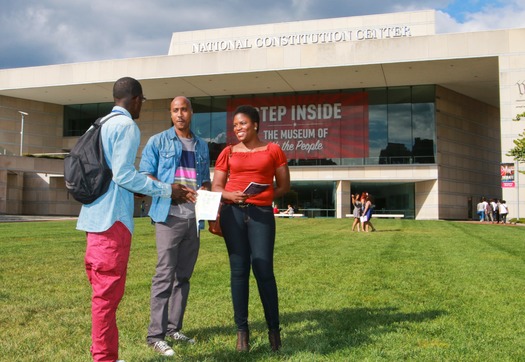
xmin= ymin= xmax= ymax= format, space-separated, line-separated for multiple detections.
xmin=436 ymin=0 xmax=525 ymax=33
xmin=1 ymin=0 xmax=524 ymax=69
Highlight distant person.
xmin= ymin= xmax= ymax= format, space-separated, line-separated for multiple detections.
xmin=140 ymin=96 xmax=211 ymax=357
xmin=476 ymin=198 xmax=485 ymax=222
xmin=493 ymin=199 xmax=501 ymax=223
xmin=77 ymin=77 xmax=196 ymax=362
xmin=499 ymin=200 xmax=509 ymax=224
xmin=273 ymin=205 xmax=280 ymax=214
xmin=351 ymin=194 xmax=362 ymax=232
xmin=482 ymin=197 xmax=489 ymax=221
xmin=485 ymin=200 xmax=493 ymax=223
xmin=490 ymin=198 xmax=499 ymax=224
xmin=212 ymin=105 xmax=290 ymax=352
xmin=283 ymin=204 xmax=294 ymax=218
xmin=361 ymin=192 xmax=376 ymax=232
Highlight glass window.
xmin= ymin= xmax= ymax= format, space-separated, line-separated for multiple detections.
xmin=274 ymin=181 xmax=336 ymax=218
xmin=352 ymin=182 xmax=415 ymax=219
xmin=190 ymin=96 xmax=228 ymax=166
xmin=64 ymin=86 xmax=436 ymax=165
xmin=411 ymin=86 xmax=436 ymax=163
xmin=367 ymin=88 xmax=388 ymax=165
xmin=385 ymin=87 xmax=412 ymax=164
xmin=63 ymin=102 xmax=113 ymax=136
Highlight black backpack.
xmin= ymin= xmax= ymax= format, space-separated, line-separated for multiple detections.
xmin=64 ymin=113 xmax=118 ymax=204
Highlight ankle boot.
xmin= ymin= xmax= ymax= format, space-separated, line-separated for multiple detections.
xmin=268 ymin=328 xmax=282 ymax=351
xmin=236 ymin=330 xmax=249 ymax=352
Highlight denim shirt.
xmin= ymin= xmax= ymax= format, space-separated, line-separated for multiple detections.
xmin=77 ymin=107 xmax=172 ymax=234
xmin=139 ymin=127 xmax=211 ymax=223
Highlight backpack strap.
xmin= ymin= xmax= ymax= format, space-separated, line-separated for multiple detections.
xmin=95 ymin=112 xmax=120 ymax=126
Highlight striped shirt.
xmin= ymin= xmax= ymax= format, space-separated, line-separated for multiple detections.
xmin=169 ymin=137 xmax=196 ymax=218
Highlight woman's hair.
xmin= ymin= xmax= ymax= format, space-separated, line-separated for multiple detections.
xmin=233 ymin=105 xmax=260 ymax=131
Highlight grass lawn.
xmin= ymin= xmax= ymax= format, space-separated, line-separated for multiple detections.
xmin=1 ymin=217 xmax=524 ymax=361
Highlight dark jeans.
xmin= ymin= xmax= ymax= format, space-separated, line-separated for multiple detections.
xmin=220 ymin=204 xmax=280 ymax=331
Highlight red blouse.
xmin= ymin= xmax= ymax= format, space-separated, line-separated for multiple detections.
xmin=215 ymin=143 xmax=287 ymax=206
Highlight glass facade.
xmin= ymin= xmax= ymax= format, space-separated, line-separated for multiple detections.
xmin=64 ymin=103 xmax=113 ymax=136
xmin=63 ymin=86 xmax=434 ymax=217
xmin=64 ymin=85 xmax=436 ymax=165
xmin=365 ymin=85 xmax=435 ymax=165
xmin=351 ymin=182 xmax=416 ymax=219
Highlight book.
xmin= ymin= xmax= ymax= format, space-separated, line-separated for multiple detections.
xmin=243 ymin=182 xmax=270 ymax=195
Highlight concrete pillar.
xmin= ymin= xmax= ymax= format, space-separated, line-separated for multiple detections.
xmin=336 ymin=180 xmax=351 ymax=218
xmin=415 ymin=180 xmax=439 ymax=220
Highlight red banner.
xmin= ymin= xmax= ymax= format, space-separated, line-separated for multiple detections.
xmin=226 ymin=93 xmax=369 ymax=160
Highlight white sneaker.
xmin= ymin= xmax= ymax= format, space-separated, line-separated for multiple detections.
xmin=168 ymin=331 xmax=196 ymax=344
xmin=151 ymin=340 xmax=175 ymax=356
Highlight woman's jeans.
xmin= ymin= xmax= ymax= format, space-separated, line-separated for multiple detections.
xmin=220 ymin=203 xmax=280 ymax=331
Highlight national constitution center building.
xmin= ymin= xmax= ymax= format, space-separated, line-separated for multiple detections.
xmin=0 ymin=10 xmax=524 ymax=220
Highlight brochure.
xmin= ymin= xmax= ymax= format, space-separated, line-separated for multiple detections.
xmin=243 ymin=182 xmax=270 ymax=195
xmin=195 ymin=190 xmax=222 ymax=235
xmin=195 ymin=190 xmax=222 ymax=221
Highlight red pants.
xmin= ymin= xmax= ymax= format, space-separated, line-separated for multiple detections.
xmin=85 ymin=222 xmax=131 ymax=362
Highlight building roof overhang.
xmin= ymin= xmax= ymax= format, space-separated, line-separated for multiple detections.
xmin=0 ymin=30 xmax=506 ymax=108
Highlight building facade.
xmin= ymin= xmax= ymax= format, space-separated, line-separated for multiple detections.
xmin=0 ymin=10 xmax=523 ymax=219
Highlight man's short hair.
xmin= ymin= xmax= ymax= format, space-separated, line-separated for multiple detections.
xmin=113 ymin=77 xmax=143 ymax=100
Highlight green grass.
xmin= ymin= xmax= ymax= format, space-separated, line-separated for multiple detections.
xmin=1 ymin=218 xmax=525 ymax=361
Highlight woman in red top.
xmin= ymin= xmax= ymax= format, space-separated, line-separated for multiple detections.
xmin=212 ymin=105 xmax=290 ymax=353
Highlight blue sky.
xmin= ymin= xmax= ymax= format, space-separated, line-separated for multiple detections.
xmin=0 ymin=0 xmax=524 ymax=69
xmin=442 ymin=0 xmax=502 ymax=21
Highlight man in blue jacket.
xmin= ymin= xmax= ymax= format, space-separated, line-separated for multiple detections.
xmin=140 ymin=96 xmax=211 ymax=357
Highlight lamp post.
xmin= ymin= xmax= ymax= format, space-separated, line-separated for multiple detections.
xmin=517 ymin=162 xmax=521 ymax=220
xmin=18 ymin=111 xmax=28 ymax=156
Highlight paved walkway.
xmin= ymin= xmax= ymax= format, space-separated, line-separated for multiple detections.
xmin=0 ymin=214 xmax=77 ymax=223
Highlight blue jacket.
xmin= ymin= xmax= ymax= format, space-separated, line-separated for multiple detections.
xmin=77 ymin=107 xmax=172 ymax=233
xmin=139 ymin=127 xmax=210 ymax=222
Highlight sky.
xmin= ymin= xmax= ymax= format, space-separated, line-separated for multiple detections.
xmin=1 ymin=0 xmax=524 ymax=70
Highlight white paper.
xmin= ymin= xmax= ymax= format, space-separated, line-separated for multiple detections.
xmin=196 ymin=190 xmax=222 ymax=221
xmin=243 ymin=182 xmax=270 ymax=195
xmin=195 ymin=190 xmax=223 ymax=236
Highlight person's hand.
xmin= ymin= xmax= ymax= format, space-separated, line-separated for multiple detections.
xmin=199 ymin=182 xmax=211 ymax=192
xmin=134 ymin=193 xmax=146 ymax=198
xmin=230 ymin=190 xmax=248 ymax=204
xmin=171 ymin=184 xmax=197 ymax=203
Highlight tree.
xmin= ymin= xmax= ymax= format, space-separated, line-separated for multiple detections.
xmin=507 ymin=111 xmax=525 ymax=173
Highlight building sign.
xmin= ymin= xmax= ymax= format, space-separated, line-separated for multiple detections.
xmin=169 ymin=11 xmax=436 ymax=56
xmin=191 ymin=27 xmax=412 ymax=53
xmin=226 ymin=93 xmax=369 ymax=160
xmin=501 ymin=162 xmax=515 ymax=188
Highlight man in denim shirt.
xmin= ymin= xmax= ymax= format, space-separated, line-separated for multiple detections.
xmin=77 ymin=78 xmax=196 ymax=362
xmin=140 ymin=96 xmax=211 ymax=357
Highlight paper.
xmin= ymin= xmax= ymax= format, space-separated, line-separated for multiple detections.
xmin=195 ymin=190 xmax=222 ymax=221
xmin=243 ymin=182 xmax=270 ymax=195
xmin=195 ymin=190 xmax=222 ymax=236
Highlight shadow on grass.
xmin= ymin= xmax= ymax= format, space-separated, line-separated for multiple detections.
xmin=361 ymin=229 xmax=402 ymax=233
xmin=151 ymin=306 xmax=445 ymax=361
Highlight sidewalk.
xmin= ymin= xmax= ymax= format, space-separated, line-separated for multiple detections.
xmin=0 ymin=215 xmax=77 ymax=223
